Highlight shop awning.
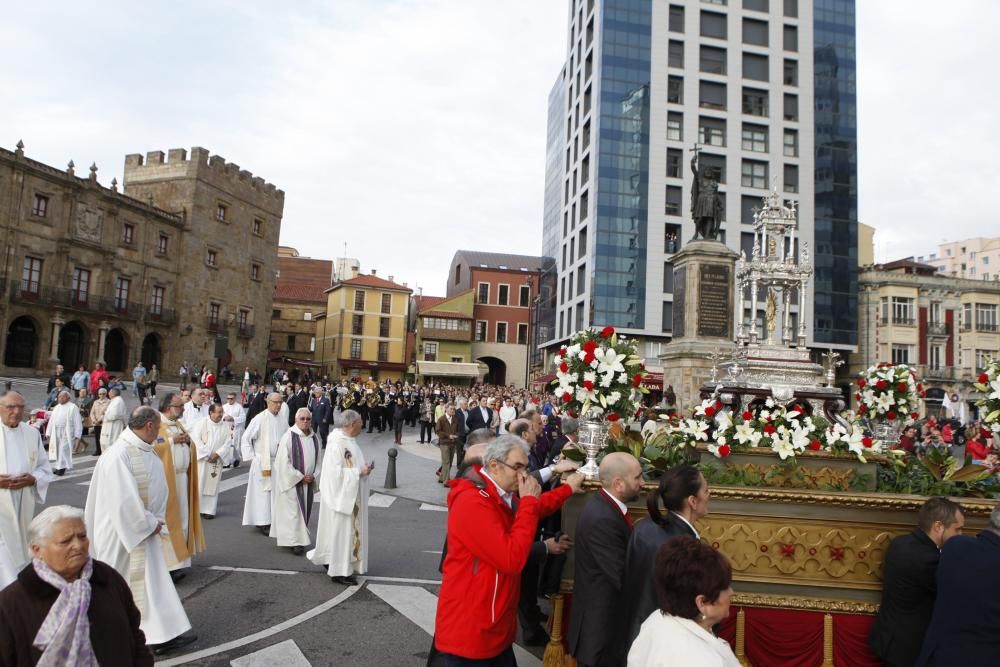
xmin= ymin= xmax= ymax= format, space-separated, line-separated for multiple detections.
xmin=272 ymin=356 xmax=323 ymax=368
xmin=642 ymin=372 xmax=663 ymax=389
xmin=532 ymin=373 xmax=557 ymax=387
xmin=416 ymin=361 xmax=483 ymax=378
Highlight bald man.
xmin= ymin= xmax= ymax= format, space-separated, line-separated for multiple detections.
xmin=241 ymin=393 xmax=289 ymax=533
xmin=568 ymin=452 xmax=643 ymax=667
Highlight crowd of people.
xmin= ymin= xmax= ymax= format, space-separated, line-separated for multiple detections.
xmin=4 ymin=364 xmax=1000 ymax=665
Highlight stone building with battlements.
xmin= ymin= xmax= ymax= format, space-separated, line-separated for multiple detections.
xmin=0 ymin=142 xmax=283 ymax=380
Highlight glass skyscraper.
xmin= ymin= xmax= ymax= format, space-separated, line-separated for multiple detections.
xmin=540 ymin=0 xmax=859 ymax=366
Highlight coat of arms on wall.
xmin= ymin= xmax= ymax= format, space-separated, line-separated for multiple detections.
xmin=74 ymin=206 xmax=103 ymax=242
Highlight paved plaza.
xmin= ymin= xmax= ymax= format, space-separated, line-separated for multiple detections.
xmin=3 ymin=376 xmax=545 ymax=666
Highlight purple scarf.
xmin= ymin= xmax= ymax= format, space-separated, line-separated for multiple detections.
xmin=32 ymin=557 xmax=98 ymax=667
xmin=291 ymin=432 xmax=318 ymax=524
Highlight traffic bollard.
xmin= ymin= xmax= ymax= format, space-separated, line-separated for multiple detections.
xmin=384 ymin=447 xmax=397 ymax=489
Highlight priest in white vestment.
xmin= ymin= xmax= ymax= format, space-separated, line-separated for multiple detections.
xmin=154 ymin=393 xmax=205 ymax=573
xmin=100 ymin=388 xmax=127 ymax=452
xmin=45 ymin=390 xmax=82 ymax=474
xmin=84 ymin=406 xmax=197 ymax=652
xmin=0 ymin=390 xmax=54 ymax=588
xmin=270 ymin=408 xmax=321 ymax=555
xmin=241 ymin=393 xmax=288 ymax=533
xmin=222 ymin=392 xmax=246 ymax=466
xmin=309 ymin=409 xmax=372 ymax=585
xmin=191 ymin=404 xmax=233 ymax=518
xmin=182 ymin=389 xmax=210 ymax=432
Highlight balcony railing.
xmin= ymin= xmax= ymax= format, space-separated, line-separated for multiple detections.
xmin=146 ymin=307 xmax=176 ymax=325
xmin=922 ymin=365 xmax=955 ymax=380
xmin=207 ymin=317 xmax=222 ymax=333
xmin=891 ymin=317 xmax=916 ymax=326
xmin=237 ymin=324 xmax=255 ymax=338
xmin=976 ymin=322 xmax=999 ymax=332
xmin=10 ymin=284 xmax=143 ymax=319
xmin=927 ymin=322 xmax=949 ymax=336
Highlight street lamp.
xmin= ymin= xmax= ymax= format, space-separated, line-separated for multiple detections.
xmin=524 ymin=275 xmax=533 ymax=390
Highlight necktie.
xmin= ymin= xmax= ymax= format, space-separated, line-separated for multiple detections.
xmin=624 ymin=511 xmax=634 ymax=529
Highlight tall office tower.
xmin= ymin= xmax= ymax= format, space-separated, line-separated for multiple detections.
xmin=539 ymin=0 xmax=858 ymax=373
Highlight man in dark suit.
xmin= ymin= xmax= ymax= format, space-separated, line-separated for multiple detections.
xmin=308 ymin=386 xmax=332 ymax=447
xmin=244 ymin=384 xmax=267 ymax=424
xmin=464 ymin=398 xmax=493 ymax=433
xmin=454 ymin=398 xmax=469 ymax=467
xmin=869 ymin=496 xmax=965 ymax=667
xmin=916 ymin=504 xmax=1000 ymax=666
xmin=568 ymin=452 xmax=644 ymax=667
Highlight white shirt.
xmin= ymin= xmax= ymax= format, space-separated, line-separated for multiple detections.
xmin=479 ymin=469 xmax=512 ymax=508
xmin=602 ymin=488 xmax=628 ymax=516
xmin=674 ymin=512 xmax=700 ymax=539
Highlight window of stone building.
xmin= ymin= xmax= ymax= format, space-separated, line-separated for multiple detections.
xmin=784 ymin=164 xmax=799 ymax=193
xmin=209 ymin=302 xmax=221 ymax=326
xmin=377 ymin=341 xmax=389 ymax=362
xmin=253 ymin=218 xmax=263 ymax=236
xmin=784 ymin=93 xmax=798 ymax=121
xmin=216 ymin=203 xmax=228 ymax=222
xmin=114 ymin=278 xmax=130 ymax=312
xmin=450 ymin=356 xmax=463 ymax=363
xmin=496 ymin=322 xmax=508 ymax=344
xmin=272 ymin=309 xmax=281 ymax=319
xmin=784 ymin=25 xmax=798 ymax=52
xmin=743 ymin=18 xmax=768 ymax=47
xmin=423 ymin=342 xmax=437 ymax=361
xmin=784 ymin=59 xmax=798 ymax=86
xmin=20 ymin=256 xmax=42 ymax=295
xmin=350 ymin=339 xmax=362 ymax=359
xmin=381 ymin=293 xmax=391 ymax=313
xmin=151 ymin=286 xmax=164 ymax=317
xmin=238 ymin=309 xmax=250 ymax=333
xmin=206 ymin=249 xmax=218 ymax=267
xmin=783 ymin=129 xmax=799 ymax=157
xmin=287 ymin=335 xmax=296 ymax=351
xmin=666 ymin=148 xmax=683 ymax=178
xmin=354 ymin=290 xmax=365 ymax=311
xmin=667 ymin=112 xmax=683 ymax=141
xmin=379 ymin=317 xmax=390 ymax=337
xmin=520 ymin=284 xmax=531 ymax=307
xmin=122 ymin=223 xmax=135 ymax=245
xmin=251 ymin=263 xmax=260 ymax=281
xmin=352 ymin=314 xmax=364 ymax=335
xmin=157 ymin=234 xmax=168 ymax=255
xmin=71 ymin=267 xmax=90 ymax=305
xmin=31 ymin=194 xmax=49 ymax=218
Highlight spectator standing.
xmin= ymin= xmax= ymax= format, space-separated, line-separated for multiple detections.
xmin=178 ymin=362 xmax=189 ymax=391
xmin=89 ymin=362 xmax=109 ymax=396
xmin=70 ymin=365 xmax=91 ymax=394
xmin=132 ymin=362 xmax=147 ymax=399
xmin=147 ymin=364 xmax=160 ymax=399
xmin=869 ymin=497 xmax=965 ymax=667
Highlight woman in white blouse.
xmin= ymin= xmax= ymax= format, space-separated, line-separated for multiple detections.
xmin=628 ymin=536 xmax=740 ymax=667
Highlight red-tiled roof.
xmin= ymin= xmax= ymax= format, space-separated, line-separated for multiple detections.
xmin=275 ymin=256 xmax=333 ymax=304
xmin=415 ymin=295 xmax=447 ymax=313
xmin=333 ymin=274 xmax=412 ymax=292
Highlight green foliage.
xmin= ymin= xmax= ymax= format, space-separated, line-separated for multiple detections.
xmin=877 ymin=449 xmax=1000 ymax=498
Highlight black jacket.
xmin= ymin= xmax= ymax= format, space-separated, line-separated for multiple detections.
xmin=465 ymin=407 xmax=493 ymax=433
xmin=568 ymin=489 xmax=632 ymax=666
xmin=868 ymin=528 xmax=940 ymax=667
xmin=623 ymin=512 xmax=698 ymax=648
xmin=916 ymin=530 xmax=1000 ymax=667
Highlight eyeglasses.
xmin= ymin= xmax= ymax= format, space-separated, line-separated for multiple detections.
xmin=495 ymin=459 xmax=528 ymax=473
xmin=169 ymin=403 xmax=185 ymax=409
xmin=0 ymin=404 xmax=25 ymax=410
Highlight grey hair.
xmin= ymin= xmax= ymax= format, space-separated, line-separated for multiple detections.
xmin=339 ymin=409 xmax=362 ymax=427
xmin=457 ymin=397 xmax=468 ymax=407
xmin=108 ymin=388 xmax=121 ymax=397
xmin=28 ymin=505 xmax=86 ymax=547
xmin=482 ymin=434 xmax=529 ymax=468
xmin=295 ymin=407 xmax=312 ymax=418
xmin=991 ymin=505 xmax=1000 ymax=532
xmin=466 ymin=428 xmax=496 ymax=447
xmin=128 ymin=405 xmax=160 ymax=430
xmin=561 ymin=415 xmax=579 ymax=435
xmin=58 ymin=390 xmax=72 ymax=400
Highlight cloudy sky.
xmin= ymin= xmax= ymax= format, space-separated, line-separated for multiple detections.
xmin=2 ymin=1 xmax=995 ymax=294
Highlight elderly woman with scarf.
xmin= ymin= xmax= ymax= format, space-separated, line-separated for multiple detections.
xmin=0 ymin=505 xmax=152 ymax=666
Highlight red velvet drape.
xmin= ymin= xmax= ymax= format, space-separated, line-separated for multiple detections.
xmin=741 ymin=608 xmax=826 ymax=667
xmin=832 ymin=614 xmax=881 ymax=667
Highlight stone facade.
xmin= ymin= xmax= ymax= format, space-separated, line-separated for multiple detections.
xmin=0 ymin=142 xmax=282 ymax=379
xmin=122 ymin=147 xmax=284 ymax=377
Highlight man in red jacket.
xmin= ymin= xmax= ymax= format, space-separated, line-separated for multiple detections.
xmin=434 ymin=434 xmax=579 ymax=664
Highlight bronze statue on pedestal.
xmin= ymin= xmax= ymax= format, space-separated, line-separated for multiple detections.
xmin=689 ymin=145 xmax=722 ymax=241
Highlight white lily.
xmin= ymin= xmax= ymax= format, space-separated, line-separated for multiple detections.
xmin=989 ymin=378 xmax=1000 ymax=401
xmin=684 ymin=419 xmax=710 ymax=442
xmin=875 ymin=392 xmax=896 ymax=412
xmin=772 ymin=436 xmax=796 ymax=460
xmin=715 ymin=409 xmax=733 ymax=432
xmin=790 ymin=427 xmax=811 ymax=451
xmin=595 ymin=347 xmax=627 ymax=376
xmin=733 ymin=422 xmax=761 ymax=446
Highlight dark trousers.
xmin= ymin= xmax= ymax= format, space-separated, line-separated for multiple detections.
xmin=455 ymin=441 xmax=466 ymax=467
xmin=420 ymin=421 xmax=433 ymax=442
xmin=439 ymin=646 xmax=516 ymax=667
xmin=317 ymin=424 xmax=330 ymax=448
xmin=518 ymin=543 xmax=546 ymax=634
xmin=149 ymin=381 xmax=157 ymax=397
xmin=394 ymin=420 xmax=403 ymax=443
xmin=92 ymin=424 xmax=102 ymax=455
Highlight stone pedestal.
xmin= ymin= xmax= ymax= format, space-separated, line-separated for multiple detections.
xmin=660 ymin=240 xmax=739 ymax=408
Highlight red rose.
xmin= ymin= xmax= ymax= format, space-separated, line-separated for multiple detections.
xmin=763 ymin=424 xmax=776 ymax=435
xmin=808 ymin=440 xmax=822 ymax=451
xmin=562 ymin=392 xmax=572 ymax=403
xmin=607 ymin=413 xmax=620 ymax=422
xmin=857 ymin=378 xmax=866 ymax=388
xmin=582 ymin=340 xmax=598 ymax=354
xmin=600 ymin=326 xmax=615 ymax=338
xmin=854 ymin=393 xmax=862 ymax=402
xmin=559 ymin=347 xmax=567 ymax=357
xmin=886 ymin=411 xmax=897 ymax=421
xmin=979 ymin=373 xmax=990 ymax=384
xmin=704 ymin=406 xmax=716 ymax=417
xmin=875 ymin=379 xmax=888 ymax=390
xmin=916 ymin=383 xmax=923 ymax=392
xmin=742 ymin=410 xmax=753 ymax=420
xmin=559 ymin=362 xmax=568 ymax=373
xmin=862 ymin=436 xmax=874 ymax=448
xmin=718 ymin=444 xmax=732 ymax=457
xmin=583 ymin=380 xmax=595 ymax=391
xmin=715 ymin=401 xmax=723 ymax=410
xmin=911 ymin=412 xmax=919 ymax=419
xmin=632 ymin=374 xmax=643 ymax=388
xmin=897 ymin=382 xmax=907 ymax=392
xmin=583 ymin=352 xmax=596 ymax=365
